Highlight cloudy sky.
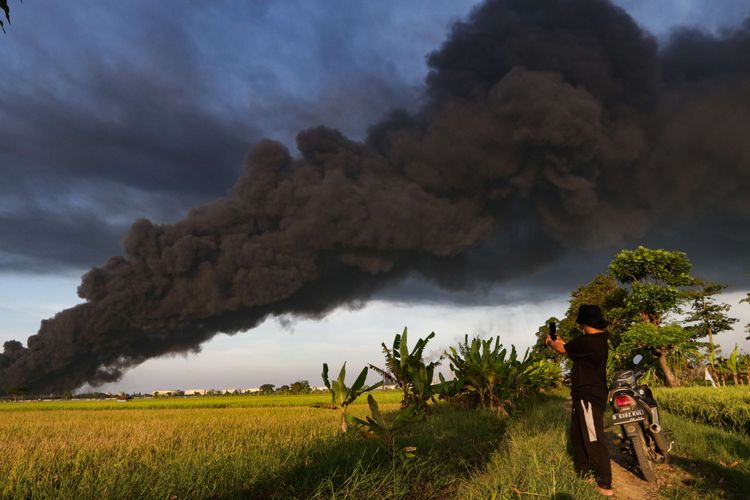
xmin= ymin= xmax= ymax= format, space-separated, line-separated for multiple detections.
xmin=1 ymin=0 xmax=749 ymax=393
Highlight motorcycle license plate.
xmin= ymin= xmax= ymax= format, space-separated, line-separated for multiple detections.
xmin=612 ymin=408 xmax=646 ymax=424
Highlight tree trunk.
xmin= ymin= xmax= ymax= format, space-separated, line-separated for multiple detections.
xmin=733 ymin=374 xmax=739 ymax=385
xmin=707 ymin=326 xmax=715 ymax=368
xmin=657 ymin=350 xmax=680 ymax=387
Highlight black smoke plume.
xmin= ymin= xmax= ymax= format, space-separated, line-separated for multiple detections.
xmin=2 ymin=0 xmax=749 ymax=393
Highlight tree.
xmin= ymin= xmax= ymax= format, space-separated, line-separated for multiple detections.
xmin=684 ymin=281 xmax=737 ymax=370
xmin=259 ymin=384 xmax=275 ymax=395
xmin=741 ymin=293 xmax=750 ymax=340
xmin=609 ymin=246 xmax=697 ymax=387
xmin=563 ymin=274 xmax=631 ymax=338
xmin=6 ymin=385 xmax=27 ymax=401
xmin=290 ymin=380 xmax=311 ymax=395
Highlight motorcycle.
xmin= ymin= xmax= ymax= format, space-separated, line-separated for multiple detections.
xmin=609 ymin=354 xmax=673 ymax=482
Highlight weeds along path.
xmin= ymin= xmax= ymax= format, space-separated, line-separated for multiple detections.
xmin=459 ymin=392 xmax=614 ymax=499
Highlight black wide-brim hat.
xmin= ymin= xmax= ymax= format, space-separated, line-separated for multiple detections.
xmin=575 ymin=304 xmax=609 ymax=329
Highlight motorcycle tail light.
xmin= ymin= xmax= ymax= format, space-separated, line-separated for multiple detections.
xmin=614 ymin=394 xmax=635 ymax=408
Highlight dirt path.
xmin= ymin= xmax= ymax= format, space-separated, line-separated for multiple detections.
xmin=603 ymin=424 xmax=663 ymax=499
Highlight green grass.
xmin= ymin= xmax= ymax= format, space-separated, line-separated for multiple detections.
xmin=654 ymin=386 xmax=750 ymax=434
xmin=657 ymin=411 xmax=750 ymax=499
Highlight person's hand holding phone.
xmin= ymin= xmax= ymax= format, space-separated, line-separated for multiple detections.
xmin=545 ymin=321 xmax=566 ymax=354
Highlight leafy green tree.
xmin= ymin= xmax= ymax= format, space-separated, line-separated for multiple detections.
xmin=666 ymin=341 xmax=705 ymax=383
xmin=530 ymin=316 xmax=563 ymax=361
xmin=609 ymin=246 xmax=697 ymax=387
xmin=259 ymin=384 xmax=275 ymax=394
xmin=277 ymin=385 xmax=290 ymax=394
xmin=289 ymin=380 xmax=311 ymax=395
xmin=563 ymin=274 xmax=632 ymax=339
xmin=685 ymin=281 xmax=737 ymax=369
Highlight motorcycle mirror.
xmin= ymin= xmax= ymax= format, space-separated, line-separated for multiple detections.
xmin=633 ymin=354 xmax=643 ymax=365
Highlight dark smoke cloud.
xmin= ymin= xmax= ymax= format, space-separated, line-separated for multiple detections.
xmin=2 ymin=0 xmax=750 ymax=393
xmin=0 ymin=0 xmax=444 ymax=273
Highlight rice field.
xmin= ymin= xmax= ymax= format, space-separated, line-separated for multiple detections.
xmin=0 ymin=391 xmax=500 ymax=498
xmin=0 ymin=391 xmax=404 ymax=412
xmin=654 ymin=386 xmax=750 ymax=434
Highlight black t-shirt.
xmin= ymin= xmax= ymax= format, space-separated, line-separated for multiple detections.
xmin=565 ymin=331 xmax=609 ymax=409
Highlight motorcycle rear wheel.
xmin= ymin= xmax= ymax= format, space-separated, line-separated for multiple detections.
xmin=632 ymin=429 xmax=657 ymax=482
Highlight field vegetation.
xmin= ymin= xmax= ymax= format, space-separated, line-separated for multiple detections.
xmin=2 ymin=390 xmax=748 ymax=498
xmin=0 ymin=393 xmax=503 ymax=498
xmin=654 ymin=386 xmax=750 ymax=434
xmin=0 ymin=392 xmax=402 ymax=412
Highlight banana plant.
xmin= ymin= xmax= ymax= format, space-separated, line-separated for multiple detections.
xmin=445 ymin=335 xmax=528 ymax=413
xmin=322 ymin=362 xmax=382 ymax=432
xmin=370 ymin=327 xmax=441 ymax=410
xmin=351 ymin=394 xmax=420 ymax=462
xmin=726 ymin=345 xmax=741 ymax=385
xmin=432 ymin=372 xmax=467 ymax=402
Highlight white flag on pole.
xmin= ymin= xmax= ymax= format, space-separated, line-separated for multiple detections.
xmin=704 ymin=367 xmax=717 ymax=388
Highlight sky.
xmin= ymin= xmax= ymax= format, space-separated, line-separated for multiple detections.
xmin=1 ymin=0 xmax=749 ymax=393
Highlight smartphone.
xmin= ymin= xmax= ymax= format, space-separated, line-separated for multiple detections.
xmin=549 ymin=321 xmax=557 ymax=341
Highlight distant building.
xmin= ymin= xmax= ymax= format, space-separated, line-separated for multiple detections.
xmin=153 ymin=390 xmax=180 ymax=397
xmin=185 ymin=389 xmax=208 ymax=396
xmin=311 ymin=386 xmax=328 ymax=392
xmin=223 ymin=388 xmax=241 ymax=395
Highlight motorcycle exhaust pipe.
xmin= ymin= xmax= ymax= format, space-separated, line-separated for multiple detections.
xmin=649 ymin=424 xmax=673 ymax=453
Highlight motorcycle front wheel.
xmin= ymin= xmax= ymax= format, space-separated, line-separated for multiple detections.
xmin=631 ymin=428 xmax=657 ymax=482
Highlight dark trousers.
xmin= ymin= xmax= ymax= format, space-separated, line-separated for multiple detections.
xmin=571 ymin=399 xmax=612 ymax=489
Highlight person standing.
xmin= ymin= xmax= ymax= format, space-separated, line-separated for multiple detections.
xmin=546 ymin=304 xmax=613 ymax=497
